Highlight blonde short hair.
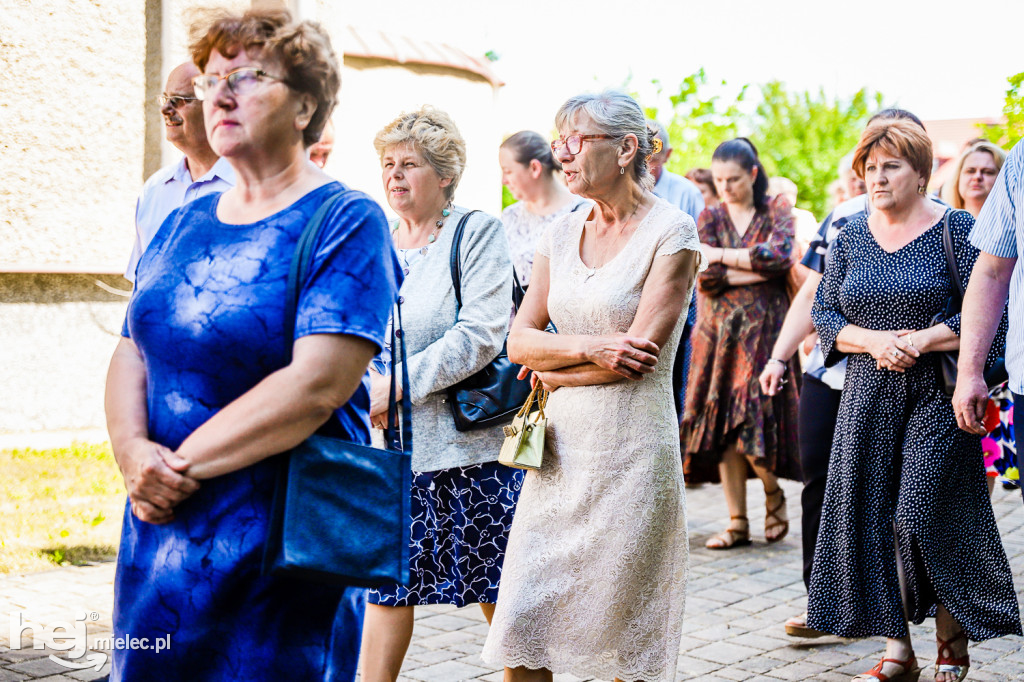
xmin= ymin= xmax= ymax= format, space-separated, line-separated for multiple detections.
xmin=940 ymin=140 xmax=1007 ymax=209
xmin=852 ymin=119 xmax=933 ymax=186
xmin=373 ymin=106 xmax=466 ymax=202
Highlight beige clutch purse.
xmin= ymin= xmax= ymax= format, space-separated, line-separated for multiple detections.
xmin=498 ymin=386 xmax=549 ymax=470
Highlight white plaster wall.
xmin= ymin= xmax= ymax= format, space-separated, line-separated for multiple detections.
xmin=0 ymin=0 xmax=146 ymax=272
xmin=0 ymin=276 xmax=127 ymax=434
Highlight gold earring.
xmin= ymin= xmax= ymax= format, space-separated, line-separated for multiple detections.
xmin=918 ymin=185 xmax=926 ymax=195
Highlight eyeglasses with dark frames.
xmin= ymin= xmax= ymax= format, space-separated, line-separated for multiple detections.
xmin=551 ymin=134 xmax=615 ymax=155
xmin=191 ymin=67 xmax=285 ymax=101
xmin=158 ymin=94 xmax=199 ymax=109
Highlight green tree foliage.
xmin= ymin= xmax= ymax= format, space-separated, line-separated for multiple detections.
xmin=980 ymin=72 xmax=1024 ymax=149
xmin=750 ymin=82 xmax=882 ymax=219
xmin=641 ymin=69 xmax=746 ymax=181
xmin=644 ymin=71 xmax=882 ymax=219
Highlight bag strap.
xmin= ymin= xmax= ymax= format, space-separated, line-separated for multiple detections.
xmin=940 ymin=208 xmax=965 ymax=302
xmin=449 ymin=209 xmax=524 ymax=311
xmin=449 ymin=210 xmax=478 ymax=311
xmin=284 ymin=190 xmax=412 ymax=455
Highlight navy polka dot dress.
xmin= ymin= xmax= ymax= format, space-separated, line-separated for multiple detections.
xmin=807 ymin=210 xmax=1021 ymax=640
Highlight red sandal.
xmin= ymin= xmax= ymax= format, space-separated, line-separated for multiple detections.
xmin=935 ymin=632 xmax=969 ymax=682
xmin=852 ymin=653 xmax=921 ymax=681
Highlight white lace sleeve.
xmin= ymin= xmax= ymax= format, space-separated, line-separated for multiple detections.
xmin=655 ymin=210 xmax=708 ymax=273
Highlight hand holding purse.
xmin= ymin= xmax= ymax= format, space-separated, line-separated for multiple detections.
xmin=498 ymin=385 xmax=549 ymax=470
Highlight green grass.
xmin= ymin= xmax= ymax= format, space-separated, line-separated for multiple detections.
xmin=0 ymin=442 xmax=125 ymax=575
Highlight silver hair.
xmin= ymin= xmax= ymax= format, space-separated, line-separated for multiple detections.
xmin=555 ymin=90 xmax=656 ymax=190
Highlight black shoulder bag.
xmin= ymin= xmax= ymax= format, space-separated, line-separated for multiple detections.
xmin=446 ymin=211 xmax=533 ymax=431
xmin=932 ymin=209 xmax=1007 ymax=396
xmin=263 ymin=191 xmax=413 ymax=587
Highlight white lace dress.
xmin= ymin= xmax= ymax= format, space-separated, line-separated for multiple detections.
xmin=481 ymin=200 xmax=705 ymax=681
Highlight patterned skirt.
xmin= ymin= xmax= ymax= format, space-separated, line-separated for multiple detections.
xmin=982 ymin=384 xmax=1018 ymax=484
xmin=369 ymin=461 xmax=524 ymax=607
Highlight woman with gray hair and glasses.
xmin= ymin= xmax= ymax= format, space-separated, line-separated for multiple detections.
xmin=482 ymin=90 xmax=705 ymax=682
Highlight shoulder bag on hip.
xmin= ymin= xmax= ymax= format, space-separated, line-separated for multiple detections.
xmin=263 ymin=191 xmax=413 ymax=587
xmin=931 ymin=208 xmax=1007 ymax=397
xmin=446 ymin=211 xmax=533 ymax=431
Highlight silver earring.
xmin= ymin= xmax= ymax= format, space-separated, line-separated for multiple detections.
xmin=620 ymin=167 xmax=625 ymax=175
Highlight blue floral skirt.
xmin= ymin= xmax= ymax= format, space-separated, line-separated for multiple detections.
xmin=368 ymin=461 xmax=523 ymax=607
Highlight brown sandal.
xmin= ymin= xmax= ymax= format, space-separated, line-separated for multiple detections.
xmin=705 ymin=515 xmax=751 ymax=549
xmin=765 ymin=487 xmax=789 ymax=543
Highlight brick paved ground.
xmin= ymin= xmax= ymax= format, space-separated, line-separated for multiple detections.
xmin=2 ymin=478 xmax=1022 ymax=681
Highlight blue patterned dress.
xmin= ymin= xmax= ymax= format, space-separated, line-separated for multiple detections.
xmin=113 ymin=183 xmax=402 ymax=681
xmin=808 ymin=211 xmax=1019 ymax=640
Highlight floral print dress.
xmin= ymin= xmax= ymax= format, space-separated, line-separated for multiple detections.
xmin=682 ymin=196 xmax=802 ymax=482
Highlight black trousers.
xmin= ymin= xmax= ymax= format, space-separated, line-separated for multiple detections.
xmin=797 ymin=373 xmax=843 ymax=591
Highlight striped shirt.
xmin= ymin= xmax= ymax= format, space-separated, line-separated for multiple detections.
xmin=971 ymin=140 xmax=1024 ymax=394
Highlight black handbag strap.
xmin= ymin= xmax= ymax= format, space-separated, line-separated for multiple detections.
xmin=284 ymin=189 xmax=412 ymax=455
xmin=940 ymin=209 xmax=966 ymax=303
xmin=449 ymin=210 xmax=525 ymax=312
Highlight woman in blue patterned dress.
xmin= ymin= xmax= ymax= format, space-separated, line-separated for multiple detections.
xmin=809 ymin=119 xmax=1019 ymax=682
xmin=359 ymin=106 xmax=523 ymax=681
xmin=104 ymin=9 xmax=400 ymax=681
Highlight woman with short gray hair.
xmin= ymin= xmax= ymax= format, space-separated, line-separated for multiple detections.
xmin=359 ymin=106 xmax=524 ymax=681
xmin=482 ymin=90 xmax=704 ymax=681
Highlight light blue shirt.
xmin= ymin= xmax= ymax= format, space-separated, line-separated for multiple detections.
xmin=125 ymin=156 xmax=235 ymax=281
xmin=652 ymin=169 xmax=705 ymax=223
xmin=971 ymin=139 xmax=1024 ymax=394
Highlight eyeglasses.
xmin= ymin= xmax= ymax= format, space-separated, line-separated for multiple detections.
xmin=157 ymin=94 xmax=199 ymax=109
xmin=191 ymin=67 xmax=285 ymax=101
xmin=551 ymin=134 xmax=615 ymax=155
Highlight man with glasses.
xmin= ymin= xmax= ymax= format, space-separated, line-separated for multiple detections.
xmin=125 ymin=61 xmax=234 ymax=282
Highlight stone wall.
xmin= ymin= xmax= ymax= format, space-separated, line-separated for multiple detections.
xmin=1 ymin=0 xmax=147 ymax=272
xmin=1 ymin=0 xmax=503 ymax=436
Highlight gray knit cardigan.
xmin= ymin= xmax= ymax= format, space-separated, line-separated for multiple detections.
xmin=383 ymin=205 xmax=513 ymax=472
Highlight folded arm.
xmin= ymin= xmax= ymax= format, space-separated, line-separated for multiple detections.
xmin=530 ymin=248 xmax=700 ymax=390
xmin=507 ymin=254 xmax=659 ymax=378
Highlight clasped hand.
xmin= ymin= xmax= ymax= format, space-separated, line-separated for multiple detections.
xmin=586 ymin=334 xmax=660 ymax=380
xmin=118 ymin=437 xmax=199 ymax=524
xmin=870 ymin=329 xmax=920 ymax=372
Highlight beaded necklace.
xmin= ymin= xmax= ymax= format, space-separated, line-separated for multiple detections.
xmin=391 ymin=203 xmax=452 ymax=275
